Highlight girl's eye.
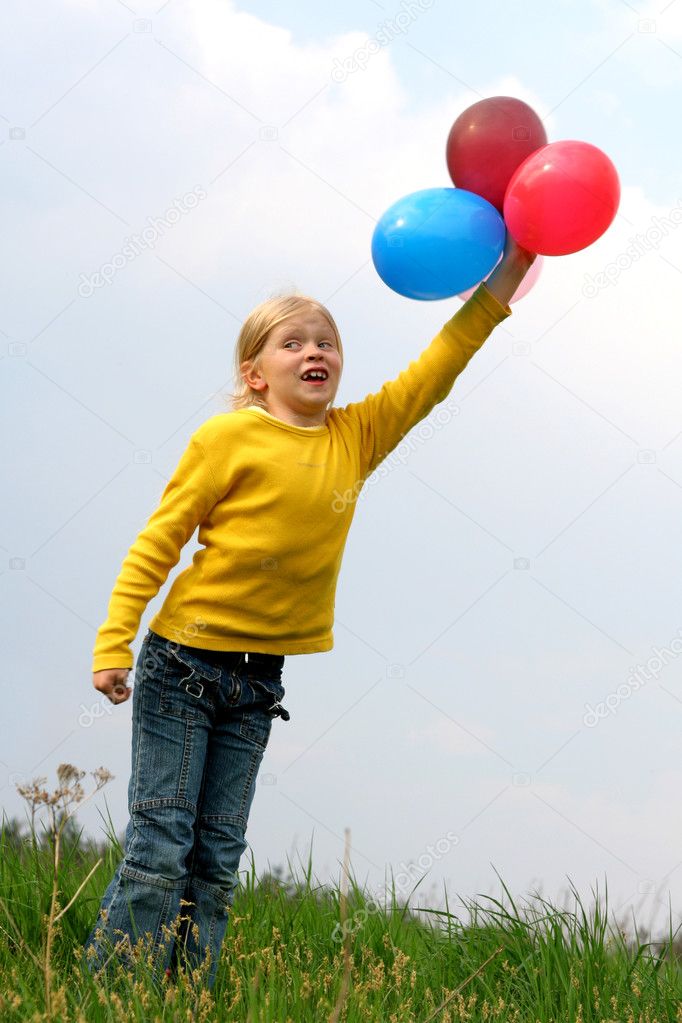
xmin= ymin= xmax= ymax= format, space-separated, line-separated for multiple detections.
xmin=284 ymin=341 xmax=333 ymax=348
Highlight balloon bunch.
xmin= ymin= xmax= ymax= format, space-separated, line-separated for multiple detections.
xmin=371 ymin=96 xmax=620 ymax=302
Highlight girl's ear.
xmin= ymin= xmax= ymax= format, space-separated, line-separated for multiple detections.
xmin=241 ymin=358 xmax=265 ymax=391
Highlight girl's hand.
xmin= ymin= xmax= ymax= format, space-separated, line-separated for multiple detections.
xmin=502 ymin=231 xmax=536 ymax=271
xmin=93 ymin=668 xmax=132 ymax=704
xmin=483 ymin=232 xmax=537 ymax=307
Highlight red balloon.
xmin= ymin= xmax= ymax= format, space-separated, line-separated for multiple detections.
xmin=503 ymin=140 xmax=620 ymax=256
xmin=446 ymin=96 xmax=547 ymax=213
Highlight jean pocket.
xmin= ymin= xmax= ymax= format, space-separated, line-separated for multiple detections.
xmin=159 ymin=642 xmax=222 ymax=720
xmin=246 ymin=677 xmax=289 ymax=719
xmin=239 ymin=706 xmax=273 ymax=749
xmin=238 ymin=678 xmax=287 ymax=748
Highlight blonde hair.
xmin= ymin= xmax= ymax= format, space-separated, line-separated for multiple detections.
xmin=224 ymin=292 xmax=344 ymax=414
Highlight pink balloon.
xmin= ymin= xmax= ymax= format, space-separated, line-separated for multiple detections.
xmin=458 ymin=254 xmax=543 ymax=303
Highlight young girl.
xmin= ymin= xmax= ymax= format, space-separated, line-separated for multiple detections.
xmin=84 ymin=236 xmax=535 ymax=989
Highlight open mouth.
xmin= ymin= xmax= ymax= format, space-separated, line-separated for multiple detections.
xmin=301 ymin=370 xmax=328 ymax=385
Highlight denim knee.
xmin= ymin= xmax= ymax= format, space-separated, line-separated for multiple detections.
xmin=190 ymin=818 xmax=247 ymax=899
xmin=126 ymin=798 xmax=196 ymax=884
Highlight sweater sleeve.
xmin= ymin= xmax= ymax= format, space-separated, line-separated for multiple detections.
xmin=339 ymin=284 xmax=511 ymax=480
xmin=91 ymin=433 xmax=221 ymax=673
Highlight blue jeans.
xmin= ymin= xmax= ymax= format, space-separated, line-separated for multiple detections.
xmin=83 ymin=629 xmax=288 ymax=989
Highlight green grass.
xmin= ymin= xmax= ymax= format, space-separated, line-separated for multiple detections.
xmin=1 ymin=811 xmax=682 ymax=1022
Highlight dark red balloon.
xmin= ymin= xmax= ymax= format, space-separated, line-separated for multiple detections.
xmin=446 ymin=96 xmax=547 ymax=213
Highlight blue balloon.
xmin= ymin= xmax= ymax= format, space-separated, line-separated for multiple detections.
xmin=371 ymin=187 xmax=505 ymax=301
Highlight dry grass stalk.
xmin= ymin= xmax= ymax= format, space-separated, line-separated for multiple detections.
xmin=421 ymin=945 xmax=504 ymax=1023
xmin=328 ymin=826 xmax=353 ymax=1023
xmin=12 ymin=763 xmax=113 ymax=1020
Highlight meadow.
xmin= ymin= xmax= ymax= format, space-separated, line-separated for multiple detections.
xmin=1 ymin=764 xmax=681 ymax=1022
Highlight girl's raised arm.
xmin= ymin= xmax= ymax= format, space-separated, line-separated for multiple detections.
xmin=334 ymin=236 xmax=537 ymax=483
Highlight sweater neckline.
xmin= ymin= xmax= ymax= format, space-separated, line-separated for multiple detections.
xmin=242 ymin=406 xmax=329 ymax=435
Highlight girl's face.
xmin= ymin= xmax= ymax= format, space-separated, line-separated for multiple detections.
xmin=241 ymin=309 xmax=343 ymax=427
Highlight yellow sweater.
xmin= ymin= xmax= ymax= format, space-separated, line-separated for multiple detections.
xmin=92 ymin=285 xmax=510 ymax=672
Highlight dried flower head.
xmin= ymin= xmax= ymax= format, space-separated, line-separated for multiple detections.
xmin=16 ymin=777 xmax=49 ymax=807
xmin=92 ymin=767 xmax=114 ymax=789
xmin=16 ymin=762 xmax=114 ymax=835
xmin=56 ymin=764 xmax=85 ymax=788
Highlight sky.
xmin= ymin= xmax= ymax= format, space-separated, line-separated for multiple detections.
xmin=2 ymin=0 xmax=682 ymax=941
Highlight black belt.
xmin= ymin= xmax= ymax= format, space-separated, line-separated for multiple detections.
xmin=227 ymin=651 xmax=284 ymax=670
xmin=151 ymin=632 xmax=284 ymax=671
xmin=195 ymin=651 xmax=284 ymax=673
